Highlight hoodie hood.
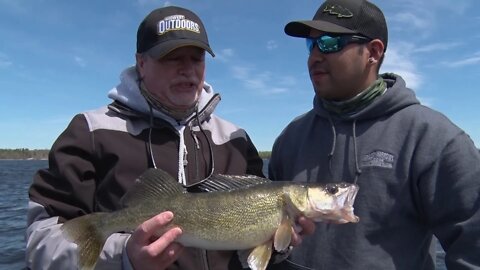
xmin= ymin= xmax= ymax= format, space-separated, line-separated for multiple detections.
xmin=107 ymin=66 xmax=218 ymax=126
xmin=313 ymin=73 xmax=420 ymax=121
xmin=107 ymin=66 xmax=222 ymax=186
xmin=311 ymin=73 xmax=421 ymax=184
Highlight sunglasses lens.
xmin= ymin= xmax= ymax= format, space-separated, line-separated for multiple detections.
xmin=306 ymin=38 xmax=315 ymax=52
xmin=320 ymin=36 xmax=340 ymax=52
xmin=306 ymin=35 xmax=370 ymax=54
xmin=306 ymin=35 xmax=341 ymax=54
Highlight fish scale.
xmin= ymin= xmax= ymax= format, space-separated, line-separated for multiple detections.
xmin=171 ymin=185 xmax=286 ymax=245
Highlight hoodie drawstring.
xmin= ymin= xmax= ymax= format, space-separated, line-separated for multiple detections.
xmin=352 ymin=119 xmax=362 ymax=184
xmin=327 ymin=114 xmax=337 ymax=179
xmin=188 ymin=106 xmax=215 ymax=184
xmin=147 ymin=104 xmax=158 ymax=169
xmin=194 ymin=106 xmax=215 ymax=182
xmin=326 ymin=115 xmax=362 ymax=184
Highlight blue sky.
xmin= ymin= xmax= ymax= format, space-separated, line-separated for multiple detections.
xmin=1 ymin=0 xmax=479 ymax=151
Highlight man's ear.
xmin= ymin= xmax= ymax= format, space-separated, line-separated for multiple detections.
xmin=135 ymin=53 xmax=146 ymax=78
xmin=367 ymin=39 xmax=385 ymax=64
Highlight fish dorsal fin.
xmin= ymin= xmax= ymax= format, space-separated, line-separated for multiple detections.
xmin=191 ymin=174 xmax=271 ymax=192
xmin=121 ymin=168 xmax=184 ymax=207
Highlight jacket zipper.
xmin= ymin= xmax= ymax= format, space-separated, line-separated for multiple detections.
xmin=191 ymin=129 xmax=201 ymax=181
xmin=201 ymin=249 xmax=210 ymax=270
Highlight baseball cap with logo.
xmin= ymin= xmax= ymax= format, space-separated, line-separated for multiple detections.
xmin=137 ymin=6 xmax=215 ymax=59
xmin=284 ymin=0 xmax=388 ymax=50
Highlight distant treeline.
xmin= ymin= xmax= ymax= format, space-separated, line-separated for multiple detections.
xmin=1 ymin=149 xmax=271 ymax=160
xmin=0 ymin=148 xmax=49 ymax=160
xmin=258 ymin=151 xmax=271 ymax=159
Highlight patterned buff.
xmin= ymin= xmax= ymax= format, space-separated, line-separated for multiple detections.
xmin=139 ymin=80 xmax=197 ymax=121
xmin=322 ymin=77 xmax=387 ymax=116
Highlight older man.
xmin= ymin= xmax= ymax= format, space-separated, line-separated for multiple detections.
xmin=26 ymin=6 xmax=270 ymax=270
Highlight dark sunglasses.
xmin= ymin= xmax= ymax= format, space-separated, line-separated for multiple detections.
xmin=306 ymin=34 xmax=372 ymax=54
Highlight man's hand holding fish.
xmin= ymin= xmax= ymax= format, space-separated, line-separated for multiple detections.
xmin=126 ymin=211 xmax=184 ymax=270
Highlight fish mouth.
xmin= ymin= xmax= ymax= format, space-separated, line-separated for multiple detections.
xmin=338 ymin=184 xmax=359 ymax=223
xmin=346 ymin=184 xmax=359 ymax=207
xmin=307 ymin=183 xmax=360 ymax=223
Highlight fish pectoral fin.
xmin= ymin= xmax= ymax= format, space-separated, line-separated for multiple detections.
xmin=247 ymin=240 xmax=273 ymax=270
xmin=274 ymin=218 xmax=292 ymax=251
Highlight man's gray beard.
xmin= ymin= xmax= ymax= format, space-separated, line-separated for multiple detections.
xmin=139 ymin=80 xmax=197 ymax=121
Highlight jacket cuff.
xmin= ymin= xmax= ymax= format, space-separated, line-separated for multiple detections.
xmin=122 ymin=234 xmax=134 ymax=270
xmin=271 ymin=246 xmax=293 ymax=264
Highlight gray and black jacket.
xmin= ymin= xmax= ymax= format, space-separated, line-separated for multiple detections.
xmin=26 ymin=67 xmax=264 ymax=270
xmin=268 ymin=74 xmax=480 ymax=270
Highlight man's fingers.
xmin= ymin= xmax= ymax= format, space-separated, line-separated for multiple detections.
xmin=147 ymin=226 xmax=183 ymax=257
xmin=153 ymin=242 xmax=184 ymax=266
xmin=290 ymin=216 xmax=316 ymax=247
xmin=133 ymin=211 xmax=174 ymax=243
xmin=298 ymin=216 xmax=315 ymax=236
xmin=126 ymin=211 xmax=185 ymax=270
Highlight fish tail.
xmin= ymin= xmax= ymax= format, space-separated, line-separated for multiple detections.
xmin=61 ymin=212 xmax=110 ymax=270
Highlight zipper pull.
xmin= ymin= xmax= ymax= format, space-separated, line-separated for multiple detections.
xmin=183 ymin=147 xmax=188 ymax=166
xmin=192 ymin=132 xmax=201 ymax=150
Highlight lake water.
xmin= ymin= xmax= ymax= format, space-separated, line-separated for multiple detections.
xmin=0 ymin=160 xmax=446 ymax=270
xmin=0 ymin=160 xmax=47 ymax=270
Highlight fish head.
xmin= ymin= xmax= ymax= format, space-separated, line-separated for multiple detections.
xmin=305 ymin=182 xmax=359 ymax=223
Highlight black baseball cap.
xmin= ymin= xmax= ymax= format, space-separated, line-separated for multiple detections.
xmin=137 ymin=6 xmax=215 ymax=59
xmin=285 ymin=0 xmax=388 ymax=50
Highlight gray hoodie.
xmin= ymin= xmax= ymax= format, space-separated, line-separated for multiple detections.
xmin=268 ymin=74 xmax=480 ymax=269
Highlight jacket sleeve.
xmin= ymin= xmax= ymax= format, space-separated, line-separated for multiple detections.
xmin=25 ymin=114 xmax=130 ymax=269
xmin=25 ymin=201 xmax=131 ymax=269
xmin=418 ymin=133 xmax=480 ymax=268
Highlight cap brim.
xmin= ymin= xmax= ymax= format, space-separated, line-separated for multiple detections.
xmin=285 ymin=20 xmax=356 ymax=37
xmin=147 ymin=39 xmax=215 ymax=59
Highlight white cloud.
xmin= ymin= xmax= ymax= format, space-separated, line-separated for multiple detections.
xmin=412 ymin=42 xmax=461 ymax=53
xmin=381 ymin=47 xmax=422 ymax=90
xmin=214 ymin=48 xmax=235 ymax=62
xmin=244 ymin=71 xmax=272 ymax=90
xmin=221 ymin=48 xmax=234 ymax=57
xmin=134 ymin=0 xmax=171 ymax=7
xmin=442 ymin=55 xmax=480 ymax=68
xmin=74 ymin=56 xmax=86 ymax=68
xmin=278 ymin=76 xmax=297 ymax=87
xmin=231 ymin=65 xmax=292 ymax=95
xmin=266 ymin=40 xmax=278 ymax=50
xmin=231 ymin=65 xmax=249 ymax=80
xmin=416 ymin=96 xmax=434 ymax=107
xmin=269 ymin=87 xmax=288 ymax=94
xmin=135 ymin=0 xmax=157 ymax=6
xmin=386 ymin=0 xmax=474 ymax=39
xmin=390 ymin=12 xmax=432 ymax=32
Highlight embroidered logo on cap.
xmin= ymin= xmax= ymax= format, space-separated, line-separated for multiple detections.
xmin=323 ymin=4 xmax=353 ymax=18
xmin=157 ymin=14 xmax=200 ymax=35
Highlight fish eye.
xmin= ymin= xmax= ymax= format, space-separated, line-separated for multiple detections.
xmin=326 ymin=185 xmax=339 ymax=194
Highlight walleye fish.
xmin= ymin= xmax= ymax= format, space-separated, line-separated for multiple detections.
xmin=61 ymin=168 xmax=359 ymax=270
